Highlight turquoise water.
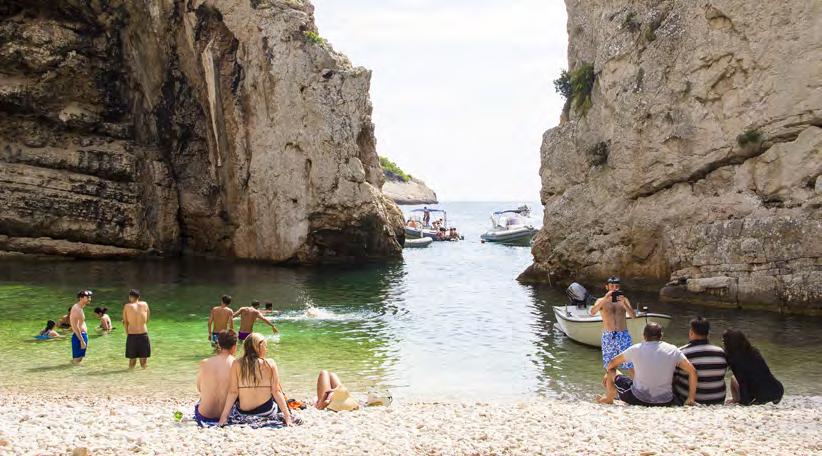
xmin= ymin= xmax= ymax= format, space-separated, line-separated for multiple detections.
xmin=1 ymin=202 xmax=820 ymax=400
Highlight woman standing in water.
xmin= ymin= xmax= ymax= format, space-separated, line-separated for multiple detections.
xmin=723 ymin=329 xmax=784 ymax=405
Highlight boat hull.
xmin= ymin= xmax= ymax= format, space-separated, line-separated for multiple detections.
xmin=480 ymin=226 xmax=536 ymax=245
xmin=404 ymin=237 xmax=433 ymax=248
xmin=552 ymin=306 xmax=672 ymax=347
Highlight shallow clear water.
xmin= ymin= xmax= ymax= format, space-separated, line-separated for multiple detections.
xmin=1 ymin=202 xmax=820 ymax=400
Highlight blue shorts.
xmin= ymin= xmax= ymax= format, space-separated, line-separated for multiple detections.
xmin=601 ymin=330 xmax=633 ymax=369
xmin=194 ymin=403 xmax=220 ymax=427
xmin=71 ymin=332 xmax=88 ymax=359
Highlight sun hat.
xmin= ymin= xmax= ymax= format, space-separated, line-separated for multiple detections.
xmin=326 ymin=386 xmax=359 ymax=412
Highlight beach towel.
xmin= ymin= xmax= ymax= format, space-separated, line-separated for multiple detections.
xmin=225 ymin=402 xmax=302 ymax=429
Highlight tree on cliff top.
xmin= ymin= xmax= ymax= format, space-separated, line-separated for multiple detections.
xmin=379 ymin=156 xmax=412 ymax=182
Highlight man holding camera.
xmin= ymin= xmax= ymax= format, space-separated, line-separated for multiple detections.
xmin=590 ymin=276 xmax=636 ymax=376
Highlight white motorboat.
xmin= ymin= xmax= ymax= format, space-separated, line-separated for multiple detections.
xmin=480 ymin=206 xmax=537 ymax=246
xmin=404 ymin=207 xmax=463 ymax=241
xmin=553 ymin=283 xmax=672 ymax=347
xmin=404 ymin=237 xmax=433 ymax=248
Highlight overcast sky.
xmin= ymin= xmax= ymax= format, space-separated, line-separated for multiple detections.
xmin=312 ymin=0 xmax=568 ymax=201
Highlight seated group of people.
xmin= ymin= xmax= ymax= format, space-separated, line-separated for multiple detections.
xmin=597 ymin=317 xmax=784 ymax=407
xmin=436 ymin=226 xmax=460 ymax=241
xmin=196 ymin=330 xmax=358 ymax=428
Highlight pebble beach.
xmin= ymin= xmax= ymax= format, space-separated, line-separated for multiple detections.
xmin=1 ymin=391 xmax=820 ymax=456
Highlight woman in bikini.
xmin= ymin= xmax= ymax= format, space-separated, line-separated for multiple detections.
xmin=217 ymin=332 xmax=293 ymax=427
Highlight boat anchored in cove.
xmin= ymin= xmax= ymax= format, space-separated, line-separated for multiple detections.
xmin=553 ymin=283 xmax=672 ymax=347
xmin=404 ymin=207 xmax=463 ymax=241
xmin=480 ymin=205 xmax=537 ymax=246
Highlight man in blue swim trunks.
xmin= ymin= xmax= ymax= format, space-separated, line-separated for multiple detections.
xmin=70 ymin=290 xmax=92 ymax=364
xmin=590 ymin=277 xmax=636 ymax=376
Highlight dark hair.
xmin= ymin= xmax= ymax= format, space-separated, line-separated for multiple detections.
xmin=690 ymin=316 xmax=710 ymax=337
xmin=44 ymin=320 xmax=56 ymax=331
xmin=643 ymin=322 xmax=663 ymax=341
xmin=129 ymin=289 xmax=140 ymax=298
xmin=217 ymin=329 xmax=237 ymax=351
xmin=607 ymin=276 xmax=621 ymax=284
xmin=264 ymin=302 xmax=273 ymax=310
xmin=94 ymin=307 xmax=108 ymax=315
xmin=251 ymin=300 xmax=260 ymax=308
xmin=221 ymin=295 xmax=232 ymax=305
xmin=77 ymin=290 xmax=93 ymax=298
xmin=722 ymin=329 xmax=760 ymax=359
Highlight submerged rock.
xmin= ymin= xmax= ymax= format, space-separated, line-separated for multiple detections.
xmin=524 ymin=0 xmax=821 ymax=313
xmin=0 ymin=0 xmax=404 ymax=263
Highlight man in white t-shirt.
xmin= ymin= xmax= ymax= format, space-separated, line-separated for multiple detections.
xmin=597 ymin=322 xmax=698 ymax=406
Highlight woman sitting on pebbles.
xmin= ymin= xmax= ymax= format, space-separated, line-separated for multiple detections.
xmin=218 ymin=333 xmax=294 ymax=428
xmin=723 ymin=329 xmax=784 ymax=405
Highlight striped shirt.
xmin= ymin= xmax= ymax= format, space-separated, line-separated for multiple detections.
xmin=673 ymin=339 xmax=728 ymax=405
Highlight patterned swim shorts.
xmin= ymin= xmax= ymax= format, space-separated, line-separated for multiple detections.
xmin=601 ymin=330 xmax=634 ymax=369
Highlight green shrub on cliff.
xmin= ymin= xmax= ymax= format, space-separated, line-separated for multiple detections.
xmin=554 ymin=62 xmax=596 ymax=117
xmin=737 ymin=129 xmax=762 ymax=148
xmin=304 ymin=30 xmax=326 ymax=45
xmin=379 ymin=156 xmax=412 ymax=182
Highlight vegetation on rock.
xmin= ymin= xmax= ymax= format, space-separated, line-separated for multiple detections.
xmin=737 ymin=129 xmax=762 ymax=148
xmin=379 ymin=156 xmax=412 ymax=182
xmin=554 ymin=62 xmax=596 ymax=117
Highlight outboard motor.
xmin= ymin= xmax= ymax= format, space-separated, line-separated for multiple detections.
xmin=566 ymin=282 xmax=594 ymax=309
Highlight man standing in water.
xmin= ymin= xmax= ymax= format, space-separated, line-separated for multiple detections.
xmin=233 ymin=300 xmax=279 ymax=341
xmin=70 ymin=290 xmax=92 ymax=364
xmin=123 ymin=289 xmax=151 ymax=369
xmin=208 ymin=295 xmax=234 ymax=345
xmin=590 ymin=276 xmax=636 ymax=375
xmin=195 ymin=330 xmax=238 ymax=426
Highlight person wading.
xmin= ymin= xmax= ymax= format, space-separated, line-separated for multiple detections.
xmin=233 ymin=300 xmax=279 ymax=341
xmin=589 ymin=276 xmax=636 ymax=376
xmin=123 ymin=289 xmax=151 ymax=369
xmin=70 ymin=290 xmax=92 ymax=364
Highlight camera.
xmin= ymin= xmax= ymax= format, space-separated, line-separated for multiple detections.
xmin=611 ymin=290 xmax=624 ymax=302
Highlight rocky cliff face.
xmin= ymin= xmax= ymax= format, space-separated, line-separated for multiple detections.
xmin=0 ymin=0 xmax=404 ymax=263
xmin=524 ymin=0 xmax=821 ymax=313
xmin=382 ymin=173 xmax=438 ymax=205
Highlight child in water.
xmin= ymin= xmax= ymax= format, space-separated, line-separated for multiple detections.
xmin=36 ymin=320 xmax=61 ymax=340
xmin=94 ymin=307 xmax=113 ymax=333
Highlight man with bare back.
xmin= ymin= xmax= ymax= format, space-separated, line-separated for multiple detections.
xmin=233 ymin=300 xmax=279 ymax=341
xmin=208 ymin=295 xmax=234 ymax=346
xmin=123 ymin=289 xmax=151 ymax=369
xmin=70 ymin=290 xmax=92 ymax=364
xmin=589 ymin=276 xmax=636 ymax=375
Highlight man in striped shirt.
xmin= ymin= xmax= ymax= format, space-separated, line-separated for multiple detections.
xmin=674 ymin=316 xmax=728 ymax=405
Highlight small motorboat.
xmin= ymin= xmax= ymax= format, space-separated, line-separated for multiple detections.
xmin=404 ymin=237 xmax=433 ymax=248
xmin=404 ymin=208 xmax=463 ymax=241
xmin=480 ymin=205 xmax=537 ymax=246
xmin=553 ymin=283 xmax=672 ymax=347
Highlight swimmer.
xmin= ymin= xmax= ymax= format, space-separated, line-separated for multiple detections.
xmin=233 ymin=300 xmax=279 ymax=341
xmin=94 ymin=307 xmax=112 ymax=333
xmin=35 ymin=320 xmax=61 ymax=340
xmin=56 ymin=307 xmax=72 ymax=330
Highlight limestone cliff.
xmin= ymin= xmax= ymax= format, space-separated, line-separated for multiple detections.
xmin=523 ymin=1 xmax=821 ymax=313
xmin=0 ymin=0 xmax=404 ymax=263
xmin=382 ymin=173 xmax=438 ymax=205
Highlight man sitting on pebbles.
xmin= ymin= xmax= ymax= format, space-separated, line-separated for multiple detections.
xmin=598 ymin=322 xmax=698 ymax=406
xmin=195 ymin=330 xmax=238 ymax=426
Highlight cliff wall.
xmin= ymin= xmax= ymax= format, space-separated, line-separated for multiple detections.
xmin=382 ymin=173 xmax=438 ymax=205
xmin=524 ymin=0 xmax=821 ymax=313
xmin=0 ymin=0 xmax=404 ymax=263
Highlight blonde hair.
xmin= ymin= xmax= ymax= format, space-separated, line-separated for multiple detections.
xmin=239 ymin=333 xmax=267 ymax=386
